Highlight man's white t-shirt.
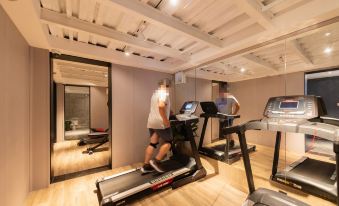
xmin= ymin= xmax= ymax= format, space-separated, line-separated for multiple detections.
xmin=147 ymin=89 xmax=170 ymax=129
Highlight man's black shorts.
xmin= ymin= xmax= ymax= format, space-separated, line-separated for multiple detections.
xmin=149 ymin=128 xmax=173 ymax=142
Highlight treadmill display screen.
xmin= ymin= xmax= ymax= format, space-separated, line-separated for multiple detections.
xmin=279 ymin=101 xmax=299 ymax=109
xmin=185 ymin=103 xmax=193 ymax=110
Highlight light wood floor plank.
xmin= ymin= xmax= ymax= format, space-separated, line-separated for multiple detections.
xmin=52 ymin=140 xmax=110 ymax=176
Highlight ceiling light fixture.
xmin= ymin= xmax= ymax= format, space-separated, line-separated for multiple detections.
xmin=170 ymin=0 xmax=178 ymax=6
xmin=240 ymin=67 xmax=246 ymax=73
xmin=323 ymin=47 xmax=333 ymax=54
xmin=325 ymin=32 xmax=331 ymax=37
xmin=124 ymin=51 xmax=130 ymax=56
xmin=104 ymin=74 xmax=108 ymax=78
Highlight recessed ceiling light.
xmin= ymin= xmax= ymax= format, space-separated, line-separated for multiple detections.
xmin=323 ymin=47 xmax=333 ymax=54
xmin=125 ymin=51 xmax=130 ymax=56
xmin=328 ymin=71 xmax=332 ymax=75
xmin=170 ymin=0 xmax=178 ymax=6
xmin=325 ymin=32 xmax=331 ymax=37
xmin=240 ymin=67 xmax=246 ymax=73
xmin=104 ymin=74 xmax=108 ymax=77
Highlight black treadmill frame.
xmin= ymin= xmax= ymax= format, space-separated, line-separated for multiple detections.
xmin=198 ymin=113 xmax=256 ymax=164
xmin=96 ymin=118 xmax=206 ymax=206
xmin=225 ymin=124 xmax=339 ymax=205
xmin=271 ymin=131 xmax=339 ymax=203
xmin=223 ymin=124 xmax=310 ymax=206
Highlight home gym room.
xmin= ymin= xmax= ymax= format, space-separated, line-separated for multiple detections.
xmin=1 ymin=0 xmax=339 ymax=206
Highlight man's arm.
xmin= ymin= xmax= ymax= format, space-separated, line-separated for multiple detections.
xmin=226 ymin=93 xmax=240 ymax=115
xmin=159 ymin=100 xmax=170 ymax=128
xmin=233 ymin=101 xmax=240 ymax=115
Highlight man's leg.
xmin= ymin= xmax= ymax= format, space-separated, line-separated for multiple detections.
xmin=155 ymin=142 xmax=171 ymax=161
xmin=144 ymin=132 xmax=159 ymax=164
xmin=150 ymin=128 xmax=172 ymax=173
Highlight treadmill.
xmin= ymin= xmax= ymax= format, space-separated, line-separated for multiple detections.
xmin=198 ymin=101 xmax=256 ymax=164
xmin=222 ymin=96 xmax=328 ymax=206
xmin=95 ymin=101 xmax=206 ymax=206
xmin=267 ymin=96 xmax=339 ymax=203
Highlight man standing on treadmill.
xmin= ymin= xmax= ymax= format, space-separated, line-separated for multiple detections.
xmin=141 ymin=79 xmax=172 ymax=174
xmin=215 ymin=83 xmax=240 ymax=148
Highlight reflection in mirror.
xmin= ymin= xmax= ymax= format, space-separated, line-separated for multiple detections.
xmin=179 ymin=19 xmax=339 ymax=205
xmin=51 ymin=57 xmax=110 ymax=181
xmin=64 ymin=86 xmax=90 ymax=141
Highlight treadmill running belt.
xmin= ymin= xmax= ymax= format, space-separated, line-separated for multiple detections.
xmin=99 ymin=170 xmax=154 ymax=198
xmin=289 ymin=158 xmax=335 ymax=184
xmin=274 ymin=157 xmax=337 ymax=201
xmin=98 ymin=159 xmax=187 ymax=198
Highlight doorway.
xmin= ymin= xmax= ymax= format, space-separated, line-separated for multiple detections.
xmin=305 ymin=69 xmax=339 ymax=156
xmin=64 ymin=85 xmax=90 ymax=141
xmin=50 ymin=54 xmax=112 ymax=182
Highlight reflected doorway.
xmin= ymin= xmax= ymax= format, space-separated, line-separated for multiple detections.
xmin=64 ymin=86 xmax=90 ymax=141
xmin=305 ymin=69 xmax=339 ymax=157
xmin=50 ymin=54 xmax=112 ymax=182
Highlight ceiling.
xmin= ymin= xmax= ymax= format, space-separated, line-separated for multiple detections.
xmin=53 ymin=59 xmax=108 ymax=87
xmin=1 ymin=0 xmax=339 ymax=82
xmin=192 ymin=21 xmax=339 ymax=82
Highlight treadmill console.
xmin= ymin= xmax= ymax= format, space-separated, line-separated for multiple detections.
xmin=176 ymin=101 xmax=199 ymax=121
xmin=264 ymin=95 xmax=322 ymax=119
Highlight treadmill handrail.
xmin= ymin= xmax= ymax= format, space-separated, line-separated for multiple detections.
xmin=321 ymin=116 xmax=339 ymax=121
xmin=237 ymin=119 xmax=339 ymax=142
xmin=200 ymin=113 xmax=240 ymax=120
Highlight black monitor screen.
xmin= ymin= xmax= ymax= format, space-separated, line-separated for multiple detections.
xmin=279 ymin=101 xmax=299 ymax=109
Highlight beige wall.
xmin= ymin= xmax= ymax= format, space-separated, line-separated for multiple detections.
xmin=29 ymin=47 xmax=50 ymax=190
xmin=110 ymin=65 xmax=174 ymax=168
xmin=175 ymin=77 xmax=213 ymax=145
xmin=56 ymin=84 xmax=64 ymax=142
xmin=0 ymin=5 xmax=30 ymax=206
xmin=229 ymin=72 xmax=305 ymax=154
xmin=90 ymin=87 xmax=108 ymax=129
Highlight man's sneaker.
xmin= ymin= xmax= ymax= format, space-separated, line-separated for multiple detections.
xmin=150 ymin=159 xmax=165 ymax=173
xmin=140 ymin=164 xmax=154 ymax=174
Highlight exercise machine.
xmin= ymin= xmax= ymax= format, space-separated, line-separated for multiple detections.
xmin=198 ymin=101 xmax=255 ymax=164
xmin=267 ymin=96 xmax=339 ymax=203
xmin=222 ymin=96 xmax=338 ymax=205
xmin=78 ymin=128 xmax=109 ymax=155
xmin=95 ymin=101 xmax=206 ymax=206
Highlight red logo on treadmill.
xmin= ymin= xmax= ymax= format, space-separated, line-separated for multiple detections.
xmin=151 ymin=178 xmax=173 ymax=191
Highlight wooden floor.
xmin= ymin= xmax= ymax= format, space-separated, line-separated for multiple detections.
xmin=52 ymin=140 xmax=110 ymax=176
xmin=27 ymin=144 xmax=336 ymax=206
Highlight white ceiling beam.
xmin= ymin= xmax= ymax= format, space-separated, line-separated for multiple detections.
xmin=107 ymin=0 xmax=223 ymax=48
xmin=289 ymin=39 xmax=313 ymax=64
xmin=232 ymin=0 xmax=274 ymax=30
xmin=47 ymin=35 xmax=175 ymax=72
xmin=65 ymin=0 xmax=73 ymax=41
xmin=40 ymin=9 xmax=189 ymax=61
xmin=243 ymin=53 xmax=279 ymax=70
xmin=261 ymin=0 xmax=285 ymax=12
xmin=65 ymin=0 xmax=72 ymax=16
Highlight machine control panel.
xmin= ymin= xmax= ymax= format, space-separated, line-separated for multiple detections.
xmin=176 ymin=101 xmax=199 ymax=121
xmin=263 ymin=95 xmax=321 ymax=119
